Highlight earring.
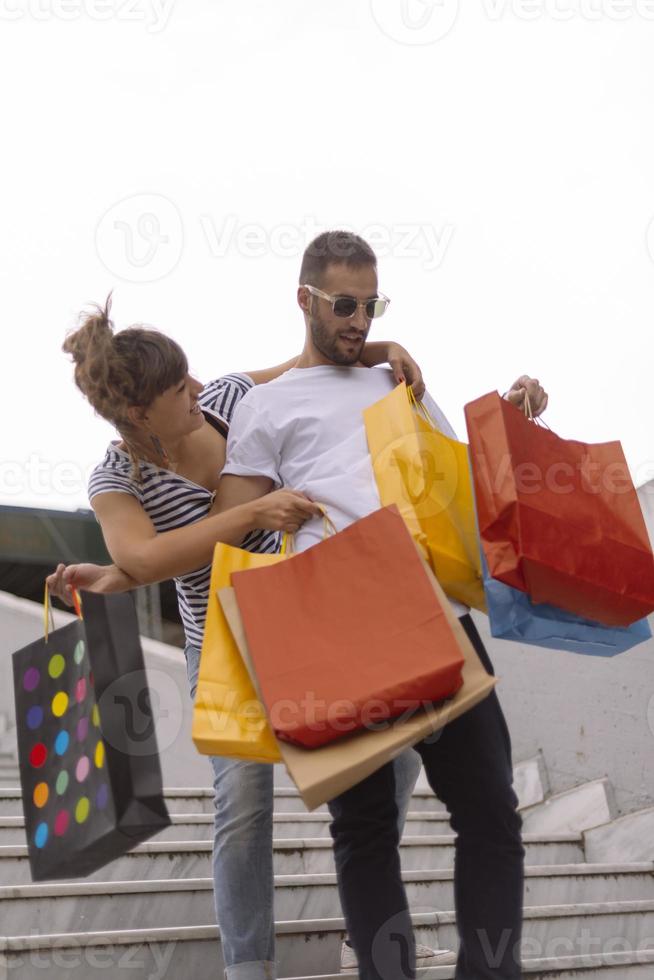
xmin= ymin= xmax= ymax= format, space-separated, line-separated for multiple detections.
xmin=150 ymin=435 xmax=170 ymax=468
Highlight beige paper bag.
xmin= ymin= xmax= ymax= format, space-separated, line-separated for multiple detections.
xmin=217 ymin=563 xmax=496 ymax=810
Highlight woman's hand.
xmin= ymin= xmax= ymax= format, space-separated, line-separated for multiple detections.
xmin=252 ymin=489 xmax=322 ymax=533
xmin=386 ymin=343 xmax=425 ymax=400
xmin=360 ymin=340 xmax=426 ymax=400
xmin=46 ymin=562 xmax=138 ymax=606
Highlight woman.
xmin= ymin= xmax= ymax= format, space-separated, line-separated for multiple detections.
xmin=47 ymin=295 xmax=427 ymax=980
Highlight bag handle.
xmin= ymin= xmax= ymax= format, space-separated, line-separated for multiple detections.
xmin=407 ymin=384 xmax=436 ymax=429
xmin=280 ymin=534 xmax=294 ymax=556
xmin=280 ymin=503 xmax=336 ymax=555
xmin=43 ymin=582 xmax=82 ymax=643
xmin=317 ymin=504 xmax=338 ymax=538
xmin=523 ymin=391 xmax=551 ymax=430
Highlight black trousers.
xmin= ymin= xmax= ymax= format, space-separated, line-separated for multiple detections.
xmin=327 ymin=615 xmax=525 ymax=980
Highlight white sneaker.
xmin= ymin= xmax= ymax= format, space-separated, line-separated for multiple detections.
xmin=340 ymin=940 xmax=454 ymax=972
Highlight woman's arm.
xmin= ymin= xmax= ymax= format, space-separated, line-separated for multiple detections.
xmin=46 ymin=483 xmax=319 ymax=602
xmin=46 ymin=561 xmax=138 ymax=604
xmin=360 ymin=341 xmax=425 ymax=398
xmin=245 ymin=342 xmax=425 ymax=397
xmin=92 ymin=488 xmax=319 ymax=584
xmin=245 ymin=357 xmax=299 ymax=385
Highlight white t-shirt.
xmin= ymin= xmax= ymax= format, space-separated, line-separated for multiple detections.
xmin=223 ymin=365 xmax=468 ymax=617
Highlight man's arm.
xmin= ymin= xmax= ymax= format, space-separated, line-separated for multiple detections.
xmin=212 ymin=395 xmax=278 ymax=516
xmin=213 ymin=473 xmax=273 ymax=514
xmin=213 ymin=393 xmax=322 ymax=526
xmin=213 ymin=473 xmax=320 ymax=529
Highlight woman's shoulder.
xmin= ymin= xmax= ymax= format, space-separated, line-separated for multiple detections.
xmin=198 ymin=373 xmax=255 ymax=426
xmin=88 ymin=445 xmax=141 ymax=501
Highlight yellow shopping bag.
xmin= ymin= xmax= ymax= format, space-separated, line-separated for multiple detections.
xmin=192 ymin=541 xmax=285 ymax=763
xmin=364 ymin=383 xmax=486 ymax=612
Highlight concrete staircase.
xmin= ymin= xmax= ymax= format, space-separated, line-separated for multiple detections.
xmin=0 ymin=756 xmax=653 ymax=978
xmin=0 ymin=715 xmax=19 ymax=789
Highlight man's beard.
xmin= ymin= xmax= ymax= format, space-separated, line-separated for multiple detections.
xmin=310 ymin=313 xmax=367 ymax=366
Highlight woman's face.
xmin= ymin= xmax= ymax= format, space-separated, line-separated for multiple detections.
xmin=142 ymin=374 xmax=205 ymax=441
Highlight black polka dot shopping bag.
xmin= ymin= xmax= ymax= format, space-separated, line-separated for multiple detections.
xmin=11 ymin=588 xmax=171 ymax=880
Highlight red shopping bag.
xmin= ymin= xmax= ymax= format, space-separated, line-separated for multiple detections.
xmin=465 ymin=391 xmax=654 ymax=626
xmin=230 ymin=505 xmax=465 ymax=748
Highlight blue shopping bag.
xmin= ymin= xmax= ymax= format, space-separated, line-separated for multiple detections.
xmin=482 ymin=556 xmax=652 ymax=657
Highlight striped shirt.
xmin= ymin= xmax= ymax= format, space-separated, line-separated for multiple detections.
xmin=87 ymin=373 xmax=280 ymax=647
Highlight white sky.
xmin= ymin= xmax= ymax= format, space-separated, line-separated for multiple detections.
xmin=2 ymin=0 xmax=654 ymax=511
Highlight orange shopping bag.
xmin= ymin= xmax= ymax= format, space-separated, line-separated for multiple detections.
xmin=465 ymin=391 xmax=654 ymax=626
xmin=231 ymin=506 xmax=465 ymax=749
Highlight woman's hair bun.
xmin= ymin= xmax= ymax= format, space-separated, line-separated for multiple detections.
xmin=62 ymin=292 xmax=114 ymax=371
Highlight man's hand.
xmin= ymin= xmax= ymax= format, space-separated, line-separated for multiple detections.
xmin=46 ymin=562 xmax=138 ymax=606
xmin=387 ymin=343 xmax=426 ymax=400
xmin=504 ymin=375 xmax=548 ymax=417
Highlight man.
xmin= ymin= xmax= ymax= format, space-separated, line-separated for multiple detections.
xmin=216 ymin=229 xmax=547 ymax=980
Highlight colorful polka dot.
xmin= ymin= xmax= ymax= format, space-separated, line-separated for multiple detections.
xmin=54 ymin=810 xmax=70 ymax=836
xmin=73 ymin=640 xmax=85 ymax=665
xmin=33 ymin=783 xmax=49 ymax=808
xmin=34 ymin=823 xmax=49 ymax=848
xmin=96 ymin=784 xmax=109 ymax=810
xmin=54 ymin=730 xmax=70 ymax=756
xmin=29 ymin=743 xmax=47 ymax=768
xmin=75 ymin=797 xmax=90 ymax=824
xmin=26 ymin=705 xmax=44 ymax=730
xmin=76 ymin=717 xmax=89 ymax=742
xmin=75 ymin=756 xmax=90 ymax=782
xmin=75 ymin=678 xmax=87 ymax=703
xmin=23 ymin=668 xmax=40 ymax=692
xmin=55 ymin=771 xmax=69 ymax=795
xmin=94 ymin=741 xmax=105 ymax=769
xmin=91 ymin=704 xmax=100 ymax=727
xmin=48 ymin=654 xmax=66 ymax=679
xmin=51 ymin=692 xmax=69 ymax=718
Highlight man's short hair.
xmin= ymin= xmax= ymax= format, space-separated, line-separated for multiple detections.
xmin=299 ymin=230 xmax=377 ymax=286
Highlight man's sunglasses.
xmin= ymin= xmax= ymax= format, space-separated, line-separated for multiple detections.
xmin=302 ymin=284 xmax=390 ymax=320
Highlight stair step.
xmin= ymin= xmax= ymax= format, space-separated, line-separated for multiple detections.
xmin=0 ymin=786 xmax=448 ymax=817
xmin=0 ymin=864 xmax=652 ymax=935
xmin=0 ymin=774 xmax=554 ymax=817
xmin=0 ymin=834 xmax=584 ymax=885
xmin=521 ymin=779 xmax=616 ymax=836
xmin=285 ymin=948 xmax=654 ymax=979
xmin=1 ymin=907 xmax=654 ymax=979
xmin=437 ymin=899 xmax=654 ymax=958
xmin=585 ymin=807 xmax=654 ymax=865
xmin=0 ymin=811 xmax=452 ymax=845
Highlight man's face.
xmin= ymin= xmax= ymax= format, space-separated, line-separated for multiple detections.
xmin=307 ymin=262 xmax=379 ymax=366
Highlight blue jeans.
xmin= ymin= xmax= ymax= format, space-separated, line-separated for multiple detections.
xmin=184 ymin=642 xmax=422 ymax=979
